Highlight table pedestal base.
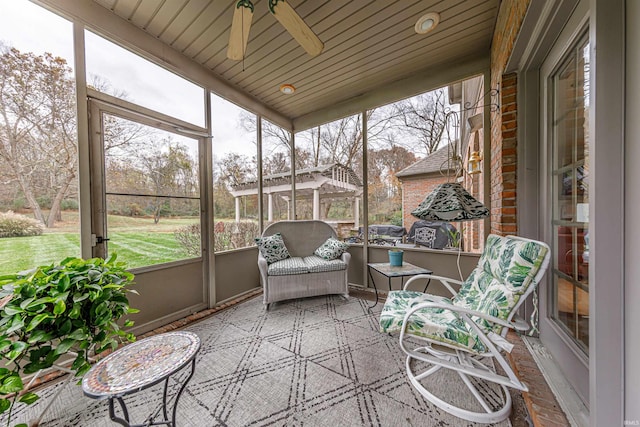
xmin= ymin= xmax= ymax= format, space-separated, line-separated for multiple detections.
xmin=107 ymin=358 xmax=196 ymax=427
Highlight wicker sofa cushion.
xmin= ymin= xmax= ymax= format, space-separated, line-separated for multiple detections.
xmin=268 ymin=257 xmax=309 ymax=276
xmin=268 ymin=256 xmax=347 ymax=276
xmin=303 ymin=255 xmax=347 ymax=273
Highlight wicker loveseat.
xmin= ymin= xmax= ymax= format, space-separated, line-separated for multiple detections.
xmin=258 ymin=220 xmax=350 ymax=307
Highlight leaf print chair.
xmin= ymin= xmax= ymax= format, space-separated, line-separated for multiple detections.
xmin=379 ymin=234 xmax=550 ymax=423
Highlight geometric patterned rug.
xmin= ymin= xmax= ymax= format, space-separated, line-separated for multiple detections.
xmin=6 ymin=294 xmax=513 ymax=427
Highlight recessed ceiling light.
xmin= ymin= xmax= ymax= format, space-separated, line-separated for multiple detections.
xmin=280 ymin=84 xmax=296 ymax=94
xmin=415 ymin=12 xmax=440 ymax=35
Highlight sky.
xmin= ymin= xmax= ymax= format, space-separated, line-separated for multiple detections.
xmin=0 ymin=0 xmax=458 ymax=164
xmin=0 ymin=0 xmax=256 ymax=159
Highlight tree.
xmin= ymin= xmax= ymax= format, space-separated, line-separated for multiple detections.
xmin=215 ymin=152 xmax=256 ymax=188
xmin=262 ymin=151 xmax=290 ymax=175
xmin=0 ymin=45 xmax=77 ymax=228
xmin=369 ymin=144 xmax=417 ymax=197
xmin=91 ymin=77 xmax=153 ymax=154
xmin=367 ymin=143 xmax=417 ymax=222
xmin=105 ymin=140 xmax=199 ymax=224
xmin=239 ymin=112 xmax=309 ymax=170
xmin=239 ymin=112 xmax=291 ymax=154
xmin=136 ymin=141 xmax=197 ymax=223
xmin=393 ymin=88 xmax=449 ymax=155
xmin=212 ymin=152 xmax=258 ymax=220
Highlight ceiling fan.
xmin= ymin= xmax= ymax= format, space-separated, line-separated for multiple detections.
xmin=227 ymin=0 xmax=324 ymax=61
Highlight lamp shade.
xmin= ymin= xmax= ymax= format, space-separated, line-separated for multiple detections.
xmin=411 ymin=182 xmax=489 ymax=222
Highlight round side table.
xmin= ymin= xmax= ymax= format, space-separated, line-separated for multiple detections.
xmin=82 ymin=331 xmax=200 ymax=427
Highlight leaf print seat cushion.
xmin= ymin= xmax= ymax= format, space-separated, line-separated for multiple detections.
xmin=379 ymin=290 xmax=487 ymax=353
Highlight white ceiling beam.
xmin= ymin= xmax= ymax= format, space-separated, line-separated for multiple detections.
xmin=292 ymin=54 xmax=489 ymax=132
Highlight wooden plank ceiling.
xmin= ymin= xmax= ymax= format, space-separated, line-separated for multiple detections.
xmin=92 ymin=0 xmax=499 ymax=123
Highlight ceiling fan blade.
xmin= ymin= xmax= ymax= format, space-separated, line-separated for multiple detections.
xmin=269 ymin=0 xmax=324 ymax=57
xmin=227 ymin=0 xmax=254 ymax=61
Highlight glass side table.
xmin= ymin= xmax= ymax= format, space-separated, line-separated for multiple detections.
xmin=82 ymin=331 xmax=200 ymax=427
xmin=367 ymin=262 xmax=433 ymax=309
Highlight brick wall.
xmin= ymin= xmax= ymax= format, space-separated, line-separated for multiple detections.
xmin=400 ymin=175 xmax=450 ymax=230
xmin=490 ymin=0 xmax=531 ymax=235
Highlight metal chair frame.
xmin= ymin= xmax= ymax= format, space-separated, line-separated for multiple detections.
xmin=393 ymin=235 xmax=550 ymax=423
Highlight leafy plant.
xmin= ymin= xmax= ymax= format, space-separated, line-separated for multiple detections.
xmin=0 ymin=254 xmax=138 ymax=426
xmin=447 ymin=228 xmax=462 ymax=249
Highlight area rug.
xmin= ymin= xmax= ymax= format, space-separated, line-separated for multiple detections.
xmin=6 ymin=294 xmax=512 ymax=426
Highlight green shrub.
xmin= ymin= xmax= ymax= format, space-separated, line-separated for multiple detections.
xmin=390 ymin=211 xmax=403 ymax=227
xmin=35 ymin=196 xmax=51 ymax=210
xmin=60 ymin=199 xmax=79 ymax=211
xmin=174 ymin=224 xmax=201 ymax=257
xmin=129 ymin=203 xmax=143 ymax=216
xmin=0 ymin=211 xmax=44 ymax=238
xmin=10 ymin=199 xmax=25 ymax=212
xmin=176 ymin=220 xmax=260 ymax=253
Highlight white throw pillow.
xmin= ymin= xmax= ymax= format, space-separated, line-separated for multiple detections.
xmin=314 ymin=237 xmax=350 ymax=260
xmin=255 ymin=233 xmax=290 ymax=264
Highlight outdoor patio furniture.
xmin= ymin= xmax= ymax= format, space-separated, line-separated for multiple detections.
xmin=258 ymin=220 xmax=350 ymax=307
xmin=407 ymin=220 xmax=458 ymax=249
xmin=82 ymin=331 xmax=200 ymax=427
xmin=367 ymin=262 xmax=433 ymax=309
xmin=355 ymin=224 xmax=407 ymax=245
xmin=379 ymin=234 xmax=550 ymax=423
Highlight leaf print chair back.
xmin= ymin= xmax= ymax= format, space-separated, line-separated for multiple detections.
xmin=378 ymin=234 xmax=550 ymax=423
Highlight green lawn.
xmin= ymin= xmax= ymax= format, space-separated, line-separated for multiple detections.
xmin=0 ymin=214 xmax=199 ymax=275
xmin=0 ymin=233 xmax=81 ymax=274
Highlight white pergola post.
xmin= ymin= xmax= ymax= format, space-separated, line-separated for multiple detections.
xmin=235 ymin=196 xmax=241 ymax=223
xmin=286 ymin=200 xmax=291 ymax=220
xmin=354 ymin=196 xmax=360 ymax=230
xmin=313 ymin=188 xmax=320 ymax=220
xmin=267 ymin=193 xmax=273 ymax=222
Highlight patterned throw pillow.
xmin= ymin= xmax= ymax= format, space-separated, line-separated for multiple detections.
xmin=255 ymin=233 xmax=290 ymax=264
xmin=314 ymin=237 xmax=350 ymax=260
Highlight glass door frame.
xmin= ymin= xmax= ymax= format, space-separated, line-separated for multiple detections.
xmin=548 ymin=31 xmax=590 ymax=353
xmin=538 ymin=0 xmax=590 ymax=405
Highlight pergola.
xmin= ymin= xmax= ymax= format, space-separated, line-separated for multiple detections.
xmin=229 ymin=163 xmax=363 ymax=226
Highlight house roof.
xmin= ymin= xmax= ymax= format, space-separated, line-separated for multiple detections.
xmin=50 ymin=0 xmax=499 ymax=131
xmin=396 ymin=143 xmax=458 ymax=179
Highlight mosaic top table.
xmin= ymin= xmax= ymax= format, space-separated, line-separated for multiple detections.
xmin=367 ymin=262 xmax=433 ymax=309
xmin=82 ymin=331 xmax=200 ymax=427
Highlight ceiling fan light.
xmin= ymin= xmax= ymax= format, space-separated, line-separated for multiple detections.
xmin=415 ymin=12 xmax=440 ymax=34
xmin=280 ymin=84 xmax=296 ymax=94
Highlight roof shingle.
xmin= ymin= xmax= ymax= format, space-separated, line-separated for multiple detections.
xmin=396 ymin=143 xmax=458 ymax=178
